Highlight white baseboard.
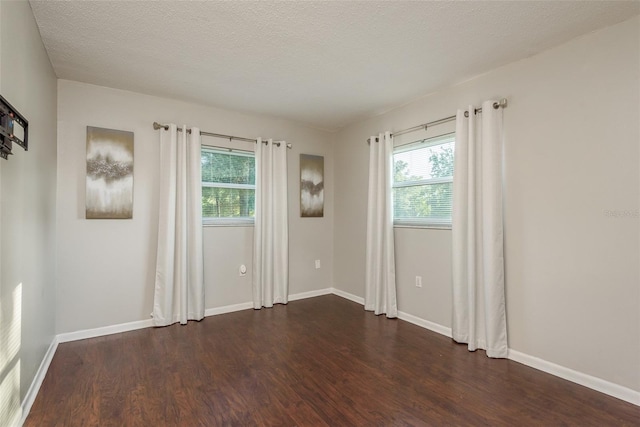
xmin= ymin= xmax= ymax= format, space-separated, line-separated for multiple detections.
xmin=329 ymin=287 xmax=639 ymax=407
xmin=507 ymin=349 xmax=640 ymax=406
xmin=397 ymin=310 xmax=453 ymax=338
xmin=18 ymin=336 xmax=59 ymax=426
xmin=288 ymin=288 xmax=333 ymax=301
xmin=329 ymin=288 xmax=453 ymax=340
xmin=58 ymin=288 xmax=335 ymax=344
xmin=329 ymin=288 xmax=454 ymax=338
xmin=204 ymin=288 xmax=334 ymax=316
xmin=330 ymin=287 xmax=364 ymax=305
xmin=57 ymin=318 xmax=154 ymax=343
xmin=204 ymin=301 xmax=254 ymax=317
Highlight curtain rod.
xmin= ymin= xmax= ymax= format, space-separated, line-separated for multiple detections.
xmin=367 ymin=98 xmax=507 ymax=143
xmin=153 ymin=122 xmax=292 ymax=149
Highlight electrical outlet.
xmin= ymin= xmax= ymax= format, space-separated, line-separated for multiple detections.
xmin=415 ymin=276 xmax=422 ymax=288
xmin=239 ymin=264 xmax=247 ymax=277
xmin=315 ymin=259 xmax=321 ymax=269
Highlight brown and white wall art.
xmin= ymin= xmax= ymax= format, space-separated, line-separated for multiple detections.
xmin=300 ymin=154 xmax=324 ymax=217
xmin=86 ymin=126 xmax=134 ymax=219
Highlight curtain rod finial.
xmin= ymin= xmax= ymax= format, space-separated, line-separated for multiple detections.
xmin=494 ymin=98 xmax=508 ymax=109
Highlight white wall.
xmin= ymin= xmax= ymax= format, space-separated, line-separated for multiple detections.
xmin=334 ymin=16 xmax=639 ymax=392
xmin=56 ymin=80 xmax=333 ymax=334
xmin=0 ymin=1 xmax=57 ymax=425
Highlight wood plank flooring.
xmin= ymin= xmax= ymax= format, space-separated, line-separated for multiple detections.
xmin=26 ymin=295 xmax=638 ymax=426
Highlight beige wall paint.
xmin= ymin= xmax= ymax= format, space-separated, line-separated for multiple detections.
xmin=334 ymin=17 xmax=640 ymax=391
xmin=0 ymin=0 xmax=58 ymax=424
xmin=56 ymin=80 xmax=334 ymax=334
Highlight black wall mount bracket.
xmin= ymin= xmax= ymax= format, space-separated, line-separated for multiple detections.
xmin=0 ymin=94 xmax=29 ymax=160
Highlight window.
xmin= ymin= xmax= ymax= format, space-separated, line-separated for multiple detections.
xmin=201 ymin=148 xmax=255 ymax=225
xmin=392 ymin=133 xmax=455 ymax=228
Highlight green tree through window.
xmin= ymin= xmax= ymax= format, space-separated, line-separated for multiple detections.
xmin=392 ymin=133 xmax=455 ymax=226
xmin=201 ymin=148 xmax=255 ymax=222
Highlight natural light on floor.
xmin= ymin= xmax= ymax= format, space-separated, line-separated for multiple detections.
xmin=0 ymin=282 xmax=22 ymax=426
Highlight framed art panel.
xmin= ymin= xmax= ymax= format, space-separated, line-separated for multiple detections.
xmin=86 ymin=126 xmax=134 ymax=219
xmin=300 ymin=154 xmax=324 ymax=217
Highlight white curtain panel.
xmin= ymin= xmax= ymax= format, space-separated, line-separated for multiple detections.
xmin=253 ymin=138 xmax=289 ymax=309
xmin=152 ymin=124 xmax=205 ymax=326
xmin=365 ymin=132 xmax=398 ymax=318
xmin=452 ymin=101 xmax=508 ymax=358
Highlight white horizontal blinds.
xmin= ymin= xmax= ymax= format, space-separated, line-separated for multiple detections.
xmin=201 ymin=148 xmax=256 ymax=218
xmin=392 ymin=133 xmax=455 ymax=225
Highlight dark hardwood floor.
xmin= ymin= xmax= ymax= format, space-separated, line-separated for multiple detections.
xmin=26 ymin=295 xmax=638 ymax=426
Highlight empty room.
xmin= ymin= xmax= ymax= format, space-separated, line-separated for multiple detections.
xmin=1 ymin=0 xmax=638 ymax=425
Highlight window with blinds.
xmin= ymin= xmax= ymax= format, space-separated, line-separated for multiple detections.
xmin=392 ymin=133 xmax=455 ymax=227
xmin=201 ymin=148 xmax=255 ymax=225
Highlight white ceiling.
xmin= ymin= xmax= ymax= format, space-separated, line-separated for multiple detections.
xmin=30 ymin=1 xmax=639 ymax=131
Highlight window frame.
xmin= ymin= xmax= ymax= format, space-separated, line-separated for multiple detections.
xmin=392 ymin=132 xmax=455 ymax=229
xmin=201 ymin=146 xmax=256 ymax=227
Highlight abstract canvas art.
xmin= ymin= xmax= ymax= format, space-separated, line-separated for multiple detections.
xmin=86 ymin=126 xmax=134 ymax=219
xmin=300 ymin=154 xmax=324 ymax=217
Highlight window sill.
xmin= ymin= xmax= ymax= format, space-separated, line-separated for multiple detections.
xmin=393 ymin=222 xmax=451 ymax=230
xmin=203 ymin=218 xmax=254 ymax=227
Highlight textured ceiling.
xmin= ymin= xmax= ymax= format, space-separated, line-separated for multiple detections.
xmin=30 ymin=1 xmax=639 ymax=131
